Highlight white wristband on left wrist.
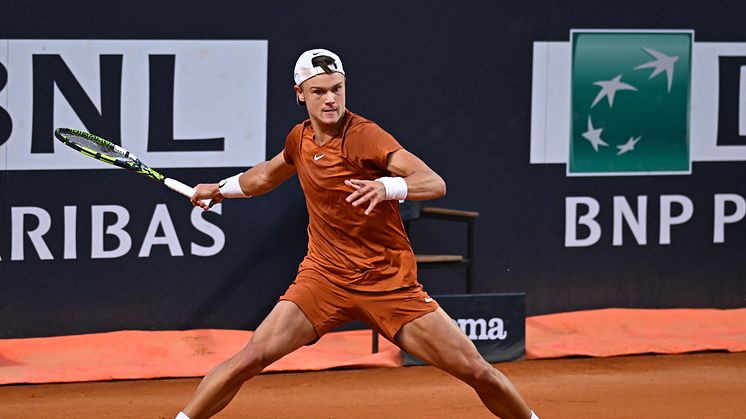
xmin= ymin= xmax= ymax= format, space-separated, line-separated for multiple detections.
xmin=376 ymin=176 xmax=408 ymax=201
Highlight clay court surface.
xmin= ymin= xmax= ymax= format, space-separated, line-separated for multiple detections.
xmin=2 ymin=351 xmax=745 ymax=418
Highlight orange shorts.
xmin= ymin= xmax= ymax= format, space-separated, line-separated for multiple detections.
xmin=279 ymin=266 xmax=439 ymax=342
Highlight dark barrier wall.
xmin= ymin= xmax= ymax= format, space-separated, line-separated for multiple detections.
xmin=2 ymin=0 xmax=746 ymax=338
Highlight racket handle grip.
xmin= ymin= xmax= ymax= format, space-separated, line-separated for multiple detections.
xmin=164 ymin=178 xmax=212 ymax=206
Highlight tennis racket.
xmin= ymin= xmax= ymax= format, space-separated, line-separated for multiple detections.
xmin=54 ymin=128 xmax=210 ymax=205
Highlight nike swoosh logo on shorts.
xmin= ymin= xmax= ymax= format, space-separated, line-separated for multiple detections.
xmin=425 ymin=297 xmax=433 ymax=303
xmin=314 ymin=154 xmax=325 ymax=161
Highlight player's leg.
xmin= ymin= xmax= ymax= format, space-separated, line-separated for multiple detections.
xmin=395 ymin=307 xmax=534 ymax=419
xmin=180 ymin=300 xmax=318 ymax=419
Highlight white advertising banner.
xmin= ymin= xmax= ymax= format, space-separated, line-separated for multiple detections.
xmin=0 ymin=39 xmax=268 ymax=170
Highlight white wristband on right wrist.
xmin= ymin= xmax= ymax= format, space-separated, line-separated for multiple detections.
xmin=376 ymin=176 xmax=408 ymax=201
xmin=218 ymin=173 xmax=247 ymax=198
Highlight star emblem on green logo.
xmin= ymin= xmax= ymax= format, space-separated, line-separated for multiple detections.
xmin=569 ymin=31 xmax=693 ymax=176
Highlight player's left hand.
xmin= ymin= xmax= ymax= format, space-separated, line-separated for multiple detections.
xmin=345 ymin=179 xmax=386 ymax=215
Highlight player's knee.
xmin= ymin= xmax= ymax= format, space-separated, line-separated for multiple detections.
xmin=468 ymin=361 xmax=511 ymax=396
xmin=228 ymin=348 xmax=266 ymax=382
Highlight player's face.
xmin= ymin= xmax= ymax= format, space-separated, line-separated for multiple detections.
xmin=296 ymin=72 xmax=346 ymax=126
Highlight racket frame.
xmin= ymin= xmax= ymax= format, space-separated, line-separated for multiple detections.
xmin=54 ymin=128 xmax=199 ymax=200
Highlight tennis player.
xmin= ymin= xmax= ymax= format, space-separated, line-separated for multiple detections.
xmin=179 ymin=48 xmax=539 ymax=419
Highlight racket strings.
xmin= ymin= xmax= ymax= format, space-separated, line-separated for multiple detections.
xmin=67 ymin=133 xmax=137 ymax=164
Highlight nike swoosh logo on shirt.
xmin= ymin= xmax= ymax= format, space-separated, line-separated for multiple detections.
xmin=313 ymin=154 xmax=325 ymax=161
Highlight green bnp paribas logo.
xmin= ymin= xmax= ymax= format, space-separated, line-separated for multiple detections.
xmin=569 ymin=31 xmax=693 ymax=176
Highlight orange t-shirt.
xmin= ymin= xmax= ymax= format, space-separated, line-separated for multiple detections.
xmin=283 ymin=111 xmax=417 ymax=291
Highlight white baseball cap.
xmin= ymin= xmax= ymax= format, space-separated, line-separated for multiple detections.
xmin=293 ymin=48 xmax=345 ymax=86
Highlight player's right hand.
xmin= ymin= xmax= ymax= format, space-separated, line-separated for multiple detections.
xmin=191 ymin=183 xmax=223 ymax=210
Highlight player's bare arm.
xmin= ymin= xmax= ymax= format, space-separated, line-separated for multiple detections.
xmin=191 ymin=151 xmax=296 ymax=210
xmin=345 ymin=149 xmax=446 ymax=215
